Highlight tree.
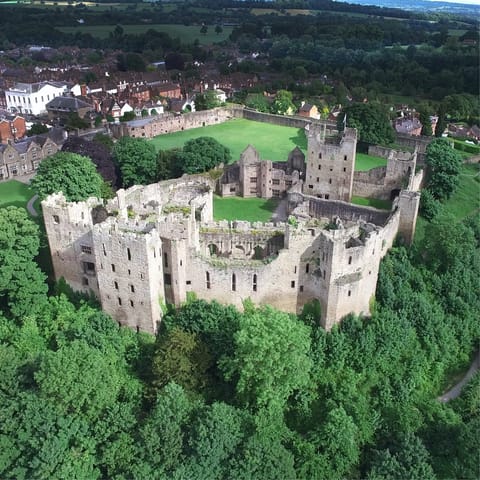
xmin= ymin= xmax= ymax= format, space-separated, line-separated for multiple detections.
xmin=30 ymin=152 xmax=104 ymax=202
xmin=62 ymin=136 xmax=118 ymax=188
xmin=112 ymin=137 xmax=157 ymax=187
xmin=310 ymin=407 xmax=361 ymax=479
xmin=183 ymin=402 xmax=247 ymax=479
xmin=120 ymin=111 xmax=135 ymax=122
xmin=179 ymin=137 xmax=231 ymax=174
xmin=156 ymin=148 xmax=182 ymax=181
xmin=366 ymin=433 xmax=436 ymax=480
xmin=139 ymin=383 xmax=195 ymax=475
xmin=150 ymin=327 xmax=212 ymax=395
xmin=271 ymin=89 xmax=295 ymax=115
xmin=0 ymin=207 xmax=48 ymax=318
xmin=34 ymin=339 xmax=126 ymax=420
xmin=245 ymin=93 xmax=271 ymax=112
xmin=27 ymin=123 xmax=49 ymax=136
xmin=220 ymin=306 xmax=312 ymax=412
xmin=215 ymin=25 xmax=223 ymax=35
xmin=418 ymin=104 xmax=432 ymax=136
xmin=195 ymin=90 xmax=221 ymax=111
xmin=424 ymin=138 xmax=462 ymax=200
xmin=340 ymin=103 xmax=395 ymax=145
xmin=200 ymin=25 xmax=208 ymax=35
xmin=419 ymin=188 xmax=442 ymax=220
xmin=442 ymin=93 xmax=477 ymax=121
xmin=65 ymin=112 xmax=89 ymax=131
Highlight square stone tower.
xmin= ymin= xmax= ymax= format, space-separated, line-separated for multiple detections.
xmin=304 ymin=124 xmax=357 ymax=202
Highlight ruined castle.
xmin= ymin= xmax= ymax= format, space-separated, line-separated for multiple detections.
xmin=42 ymin=122 xmax=421 ymax=334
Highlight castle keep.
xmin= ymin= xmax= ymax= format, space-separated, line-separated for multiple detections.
xmin=43 ymin=122 xmax=421 ymax=334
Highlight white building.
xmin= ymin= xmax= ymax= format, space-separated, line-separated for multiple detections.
xmin=6 ymin=82 xmax=68 ymax=116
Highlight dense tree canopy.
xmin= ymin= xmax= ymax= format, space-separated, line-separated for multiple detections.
xmin=30 ymin=152 xmax=104 ymax=202
xmin=0 ymin=208 xmax=478 ymax=478
xmin=339 ymin=103 xmax=395 ymax=145
xmin=195 ymin=90 xmax=222 ymax=111
xmin=180 ymin=137 xmax=231 ymax=174
xmin=112 ymin=137 xmax=158 ymax=187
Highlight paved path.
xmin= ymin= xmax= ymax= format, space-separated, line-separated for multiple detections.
xmin=438 ymin=350 xmax=480 ymax=402
xmin=271 ymin=197 xmax=288 ymax=222
xmin=26 ymin=194 xmax=39 ymax=218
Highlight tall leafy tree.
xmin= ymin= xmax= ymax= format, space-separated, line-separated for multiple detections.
xmin=113 ymin=137 xmax=157 ymax=187
xmin=340 ymin=103 xmax=395 ymax=145
xmin=0 ymin=207 xmax=47 ymax=318
xmin=221 ymin=306 xmax=312 ymax=412
xmin=150 ymin=327 xmax=212 ymax=395
xmin=271 ymin=89 xmax=295 ymax=115
xmin=30 ymin=152 xmax=104 ymax=201
xmin=180 ymin=136 xmax=231 ymax=174
xmin=195 ymin=90 xmax=221 ymax=110
xmin=424 ymin=138 xmax=462 ymax=200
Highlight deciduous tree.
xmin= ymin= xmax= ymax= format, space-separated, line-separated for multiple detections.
xmin=30 ymin=152 xmax=104 ymax=201
xmin=220 ymin=306 xmax=312 ymax=412
xmin=340 ymin=103 xmax=395 ymax=145
xmin=112 ymin=137 xmax=157 ymax=187
xmin=425 ymin=138 xmax=462 ymax=200
xmin=180 ymin=136 xmax=231 ymax=174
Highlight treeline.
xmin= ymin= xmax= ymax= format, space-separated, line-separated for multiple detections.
xmin=0 ymin=185 xmax=478 ymax=478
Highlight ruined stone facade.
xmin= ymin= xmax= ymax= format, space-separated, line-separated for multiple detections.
xmin=43 ymin=132 xmax=420 ymax=335
xmin=43 ymin=118 xmax=422 ymax=334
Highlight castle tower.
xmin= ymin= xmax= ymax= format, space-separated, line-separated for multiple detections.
xmin=304 ymin=124 xmax=357 ymax=202
xmin=93 ymin=221 xmax=163 ymax=334
xmin=396 ymin=190 xmax=420 ymax=245
xmin=239 ymin=145 xmax=261 ymax=198
xmin=42 ymin=193 xmax=102 ymax=296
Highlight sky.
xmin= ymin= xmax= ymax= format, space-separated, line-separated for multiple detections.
xmin=428 ymin=0 xmax=480 ymax=4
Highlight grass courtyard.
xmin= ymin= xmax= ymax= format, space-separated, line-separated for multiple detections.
xmin=151 ymin=119 xmax=387 ymax=171
xmin=151 ymin=118 xmax=307 ymax=162
xmin=0 ymin=180 xmax=35 ymax=211
xmin=213 ymin=195 xmax=279 ymax=222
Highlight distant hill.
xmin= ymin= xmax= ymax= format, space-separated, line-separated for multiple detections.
xmin=333 ymin=0 xmax=480 ymax=16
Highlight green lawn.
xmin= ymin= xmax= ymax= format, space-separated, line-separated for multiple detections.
xmin=414 ymin=164 xmax=480 ymax=245
xmin=0 ymin=180 xmax=35 ymax=211
xmin=213 ymin=195 xmax=279 ymax=222
xmin=151 ymin=118 xmax=307 ymax=162
xmin=58 ymin=24 xmax=233 ymax=44
xmin=151 ymin=118 xmax=387 ymax=171
xmin=351 ymin=196 xmax=392 ymax=210
xmin=355 ymin=153 xmax=388 ymax=171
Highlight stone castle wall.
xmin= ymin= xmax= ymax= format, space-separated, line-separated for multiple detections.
xmin=43 ymin=113 xmax=422 ymax=334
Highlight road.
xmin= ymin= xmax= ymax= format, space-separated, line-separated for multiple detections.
xmin=438 ymin=350 xmax=480 ymax=402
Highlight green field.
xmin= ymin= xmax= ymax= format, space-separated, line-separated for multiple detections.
xmin=213 ymin=195 xmax=279 ymax=222
xmin=351 ymin=196 xmax=391 ymax=210
xmin=0 ymin=180 xmax=35 ymax=211
xmin=151 ymin=119 xmax=308 ymax=162
xmin=58 ymin=24 xmax=233 ymax=44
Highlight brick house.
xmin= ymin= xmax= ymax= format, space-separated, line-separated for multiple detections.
xmin=0 ymin=115 xmax=27 ymax=143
